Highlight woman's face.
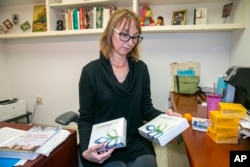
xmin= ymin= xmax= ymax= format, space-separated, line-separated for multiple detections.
xmin=111 ymin=20 xmax=139 ymax=57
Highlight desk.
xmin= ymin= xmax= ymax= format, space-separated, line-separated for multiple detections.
xmin=0 ymin=122 xmax=78 ymax=167
xmin=170 ymin=92 xmax=250 ymax=167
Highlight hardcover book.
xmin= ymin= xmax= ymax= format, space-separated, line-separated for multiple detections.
xmin=0 ymin=126 xmax=61 ymax=160
xmin=138 ymin=114 xmax=189 ymax=146
xmin=32 ymin=4 xmax=47 ymax=32
xmin=88 ymin=117 xmax=127 ymax=153
xmin=194 ymin=8 xmax=207 ymax=25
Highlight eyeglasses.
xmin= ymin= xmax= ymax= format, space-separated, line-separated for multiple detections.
xmin=113 ymin=28 xmax=143 ymax=44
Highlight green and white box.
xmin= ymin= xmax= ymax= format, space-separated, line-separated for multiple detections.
xmin=88 ymin=117 xmax=127 ymax=152
xmin=138 ymin=114 xmax=189 ymax=146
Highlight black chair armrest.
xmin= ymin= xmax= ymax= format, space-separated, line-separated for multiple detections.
xmin=55 ymin=111 xmax=79 ymax=125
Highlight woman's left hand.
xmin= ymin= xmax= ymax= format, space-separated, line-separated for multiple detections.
xmin=165 ymin=108 xmax=182 ymax=117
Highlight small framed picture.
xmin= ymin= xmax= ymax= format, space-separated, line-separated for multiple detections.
xmin=171 ymin=10 xmax=187 ymax=25
xmin=20 ymin=21 xmax=31 ymax=31
xmin=3 ymin=19 xmax=13 ymax=30
xmin=222 ymin=3 xmax=233 ymax=18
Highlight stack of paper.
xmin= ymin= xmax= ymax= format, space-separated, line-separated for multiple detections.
xmin=0 ymin=126 xmax=70 ymax=166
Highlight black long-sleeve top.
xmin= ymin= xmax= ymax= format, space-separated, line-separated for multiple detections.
xmin=78 ymin=52 xmax=162 ymax=167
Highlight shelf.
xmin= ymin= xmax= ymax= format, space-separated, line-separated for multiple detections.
xmin=0 ymin=0 xmax=247 ymax=40
xmin=50 ymin=0 xmax=116 ymax=10
xmin=0 ymin=29 xmax=104 ymax=39
xmin=142 ymin=24 xmax=246 ymax=33
xmin=0 ymin=23 xmax=245 ymax=39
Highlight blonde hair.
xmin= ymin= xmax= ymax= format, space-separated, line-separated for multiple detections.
xmin=100 ymin=8 xmax=142 ymax=61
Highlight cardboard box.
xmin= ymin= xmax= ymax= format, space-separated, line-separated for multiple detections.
xmin=210 ymin=111 xmax=239 ymax=127
xmin=138 ymin=114 xmax=189 ymax=146
xmin=207 ymin=126 xmax=238 ymax=144
xmin=218 ymin=102 xmax=247 ymax=119
xmin=88 ymin=117 xmax=126 ymax=152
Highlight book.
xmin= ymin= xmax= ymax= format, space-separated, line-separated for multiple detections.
xmin=79 ymin=7 xmax=85 ymax=29
xmin=32 ymin=4 xmax=47 ymax=32
xmin=96 ymin=7 xmax=103 ymax=29
xmin=67 ymin=8 xmax=72 ymax=30
xmin=72 ymin=8 xmax=79 ymax=30
xmin=194 ymin=8 xmax=207 ymax=25
xmin=138 ymin=114 xmax=190 ymax=146
xmin=0 ymin=126 xmax=61 ymax=160
xmin=88 ymin=117 xmax=127 ymax=153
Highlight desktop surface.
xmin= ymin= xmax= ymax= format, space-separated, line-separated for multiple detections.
xmin=170 ymin=92 xmax=250 ymax=167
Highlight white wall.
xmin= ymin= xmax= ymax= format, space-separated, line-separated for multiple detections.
xmin=0 ymin=40 xmax=11 ymax=100
xmin=2 ymin=30 xmax=232 ymax=126
xmin=231 ymin=3 xmax=250 ymax=66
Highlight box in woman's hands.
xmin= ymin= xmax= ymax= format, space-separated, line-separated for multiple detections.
xmin=138 ymin=114 xmax=189 ymax=146
xmin=88 ymin=117 xmax=127 ymax=153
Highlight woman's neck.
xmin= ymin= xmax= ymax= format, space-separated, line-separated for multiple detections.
xmin=110 ymin=56 xmax=128 ymax=69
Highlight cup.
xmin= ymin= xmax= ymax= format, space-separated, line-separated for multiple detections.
xmin=206 ymin=94 xmax=223 ymax=118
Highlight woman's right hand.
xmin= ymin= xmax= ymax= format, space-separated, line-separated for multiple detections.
xmin=82 ymin=143 xmax=115 ymax=164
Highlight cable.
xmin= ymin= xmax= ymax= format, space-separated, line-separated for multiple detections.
xmin=30 ymin=101 xmax=40 ymax=124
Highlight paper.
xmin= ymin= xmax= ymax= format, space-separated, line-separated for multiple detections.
xmin=35 ymin=129 xmax=70 ymax=156
xmin=2 ymin=126 xmax=61 ymax=151
xmin=240 ymin=114 xmax=250 ymax=129
xmin=0 ymin=127 xmax=26 ymax=147
xmin=192 ymin=117 xmax=209 ymax=132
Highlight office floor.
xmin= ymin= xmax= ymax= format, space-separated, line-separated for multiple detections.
xmin=154 ymin=137 xmax=190 ymax=167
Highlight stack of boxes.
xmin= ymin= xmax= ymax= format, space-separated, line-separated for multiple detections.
xmin=207 ymin=102 xmax=247 ymax=144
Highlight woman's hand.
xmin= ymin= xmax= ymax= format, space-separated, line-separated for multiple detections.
xmin=165 ymin=108 xmax=182 ymax=117
xmin=82 ymin=143 xmax=114 ymax=164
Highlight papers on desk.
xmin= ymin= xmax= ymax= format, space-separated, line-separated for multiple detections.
xmin=0 ymin=126 xmax=70 ymax=161
xmin=192 ymin=117 xmax=209 ymax=132
xmin=239 ymin=114 xmax=250 ymax=139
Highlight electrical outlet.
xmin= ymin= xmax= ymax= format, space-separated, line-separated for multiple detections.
xmin=36 ymin=97 xmax=43 ymax=104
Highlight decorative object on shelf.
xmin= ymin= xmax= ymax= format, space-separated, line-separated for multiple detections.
xmin=171 ymin=9 xmax=187 ymax=25
xmin=32 ymin=4 xmax=47 ymax=32
xmin=3 ymin=19 xmax=13 ymax=30
xmin=0 ymin=25 xmax=8 ymax=34
xmin=156 ymin=16 xmax=164 ymax=26
xmin=12 ymin=14 xmax=20 ymax=25
xmin=56 ymin=20 xmax=64 ymax=31
xmin=222 ymin=2 xmax=233 ymax=24
xmin=194 ymin=8 xmax=207 ymax=25
xmin=20 ymin=21 xmax=31 ymax=31
xmin=140 ymin=5 xmax=155 ymax=26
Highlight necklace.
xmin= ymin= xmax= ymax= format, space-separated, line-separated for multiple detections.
xmin=110 ymin=60 xmax=127 ymax=68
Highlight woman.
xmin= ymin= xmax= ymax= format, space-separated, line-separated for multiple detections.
xmin=78 ymin=8 xmax=181 ymax=167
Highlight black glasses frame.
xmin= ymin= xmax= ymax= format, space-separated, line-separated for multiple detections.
xmin=113 ymin=28 xmax=143 ymax=44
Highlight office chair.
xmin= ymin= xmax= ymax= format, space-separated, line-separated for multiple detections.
xmin=55 ymin=111 xmax=84 ymax=167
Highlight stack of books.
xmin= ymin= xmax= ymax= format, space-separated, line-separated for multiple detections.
xmin=63 ymin=6 xmax=117 ymax=30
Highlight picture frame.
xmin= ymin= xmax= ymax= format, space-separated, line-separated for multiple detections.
xmin=171 ymin=10 xmax=187 ymax=25
xmin=222 ymin=2 xmax=233 ymax=18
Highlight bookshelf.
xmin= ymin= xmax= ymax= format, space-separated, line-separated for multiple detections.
xmin=0 ymin=0 xmax=248 ymax=39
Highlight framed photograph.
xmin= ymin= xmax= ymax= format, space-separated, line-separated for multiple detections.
xmin=222 ymin=3 xmax=233 ymax=18
xmin=171 ymin=10 xmax=187 ymax=25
